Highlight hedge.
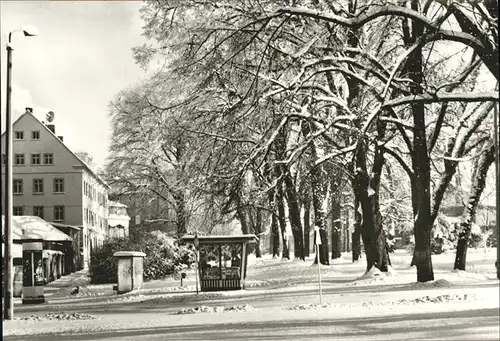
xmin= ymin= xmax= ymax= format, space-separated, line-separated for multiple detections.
xmin=89 ymin=231 xmax=195 ymax=284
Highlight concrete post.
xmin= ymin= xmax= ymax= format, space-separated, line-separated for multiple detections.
xmin=113 ymin=251 xmax=146 ymax=294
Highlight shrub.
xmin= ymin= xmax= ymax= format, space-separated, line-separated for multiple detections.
xmin=89 ymin=231 xmax=195 ymax=284
xmin=89 ymin=238 xmax=131 ymax=284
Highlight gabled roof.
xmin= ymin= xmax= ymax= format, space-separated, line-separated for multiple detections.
xmin=2 ymin=111 xmax=109 ymax=188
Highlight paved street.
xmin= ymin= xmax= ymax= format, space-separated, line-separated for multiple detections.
xmin=4 ymin=306 xmax=499 ymax=340
xmin=4 ymin=270 xmax=499 ymax=341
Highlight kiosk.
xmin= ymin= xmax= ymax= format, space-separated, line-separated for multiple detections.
xmin=22 ymin=231 xmax=45 ymax=304
xmin=181 ymin=234 xmax=257 ymax=292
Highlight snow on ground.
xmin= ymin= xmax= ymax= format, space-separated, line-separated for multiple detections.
xmin=176 ymin=304 xmax=254 ymax=314
xmin=3 ymin=248 xmax=499 ymax=339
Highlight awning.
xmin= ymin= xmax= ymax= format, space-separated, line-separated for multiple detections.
xmin=1 ymin=215 xmax=73 ymax=242
xmin=43 ymin=249 xmax=64 ymax=258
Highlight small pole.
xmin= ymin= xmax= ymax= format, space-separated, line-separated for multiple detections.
xmin=193 ymin=232 xmax=199 ymax=294
xmin=195 ymin=250 xmax=199 ymax=294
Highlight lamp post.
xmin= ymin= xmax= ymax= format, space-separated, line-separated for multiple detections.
xmin=3 ymin=25 xmax=38 ymax=320
xmin=494 ymin=103 xmax=500 ymax=280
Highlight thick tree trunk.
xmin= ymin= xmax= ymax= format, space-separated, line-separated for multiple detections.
xmin=352 ymin=198 xmax=362 ymax=262
xmin=406 ymin=1 xmax=434 ymax=282
xmin=331 ymin=177 xmax=342 ymax=260
xmin=267 ymin=185 xmax=281 ymax=258
xmin=253 ymin=208 xmax=263 ymax=258
xmin=174 ymin=190 xmax=186 ymax=239
xmin=271 ymin=211 xmax=280 ymax=258
xmin=344 ymin=209 xmax=351 ymax=252
xmin=284 ymin=171 xmax=305 ymax=261
xmin=454 ymin=141 xmax=495 ymax=270
xmin=303 ymin=199 xmax=311 ymax=258
xmin=276 ymin=186 xmax=290 ymax=260
xmin=352 ymin=139 xmax=391 ymax=271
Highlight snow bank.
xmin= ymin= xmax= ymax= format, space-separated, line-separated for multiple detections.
xmin=10 ymin=312 xmax=97 ymax=321
xmin=362 ymin=293 xmax=478 ymax=308
xmin=409 ymin=279 xmax=453 ymax=289
xmin=176 ymin=304 xmax=254 ymax=314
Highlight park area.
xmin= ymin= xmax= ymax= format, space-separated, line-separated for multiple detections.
xmin=3 ymin=247 xmax=499 ymax=340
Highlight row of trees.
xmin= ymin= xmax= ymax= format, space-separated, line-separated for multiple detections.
xmin=105 ymin=0 xmax=498 ymax=282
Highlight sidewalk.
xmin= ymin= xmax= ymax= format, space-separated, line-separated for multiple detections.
xmin=14 ymin=269 xmax=90 ymax=303
xmin=44 ymin=269 xmax=90 ymax=296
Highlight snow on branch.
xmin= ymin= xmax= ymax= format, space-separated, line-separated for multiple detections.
xmin=315 ymin=144 xmax=357 ymax=166
xmin=381 ymin=92 xmax=499 ymax=107
xmin=274 ymin=5 xmax=485 ymax=50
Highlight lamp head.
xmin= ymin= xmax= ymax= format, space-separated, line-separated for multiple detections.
xmin=21 ymin=25 xmax=39 ymax=37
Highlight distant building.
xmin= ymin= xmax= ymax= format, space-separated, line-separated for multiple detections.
xmin=1 ymin=108 xmax=110 ymax=269
xmin=108 ymin=201 xmax=130 ymax=239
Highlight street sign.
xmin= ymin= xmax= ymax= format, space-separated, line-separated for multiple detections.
xmin=314 ymin=226 xmax=322 ymax=245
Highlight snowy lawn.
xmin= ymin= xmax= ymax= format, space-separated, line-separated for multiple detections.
xmin=3 ymin=248 xmax=499 ymax=339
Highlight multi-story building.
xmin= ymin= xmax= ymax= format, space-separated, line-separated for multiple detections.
xmin=1 ymin=108 xmax=109 ymax=268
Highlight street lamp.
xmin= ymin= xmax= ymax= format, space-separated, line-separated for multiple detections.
xmin=494 ymin=103 xmax=500 ymax=280
xmin=2 ymin=25 xmax=38 ymax=320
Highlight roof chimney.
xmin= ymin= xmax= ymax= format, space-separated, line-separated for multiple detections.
xmin=57 ymin=136 xmax=64 ymax=141
xmin=47 ymin=125 xmax=55 ymax=134
xmin=25 ymin=107 xmax=33 ymax=114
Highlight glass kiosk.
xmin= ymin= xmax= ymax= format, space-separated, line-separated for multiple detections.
xmin=181 ymin=234 xmax=257 ymax=292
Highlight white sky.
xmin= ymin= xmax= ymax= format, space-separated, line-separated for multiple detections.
xmin=0 ymin=0 xmax=147 ymax=168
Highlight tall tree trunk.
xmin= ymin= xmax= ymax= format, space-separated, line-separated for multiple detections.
xmin=255 ymin=208 xmax=263 ymax=258
xmin=265 ymin=166 xmax=281 ymax=258
xmin=310 ymin=174 xmax=329 ymax=264
xmin=174 ymin=138 xmax=187 ymax=239
xmin=302 ymin=121 xmax=329 ymax=264
xmin=352 ymin=138 xmax=391 ymax=271
xmin=331 ymin=177 xmax=342 ymax=260
xmin=455 ymin=140 xmax=495 ymax=270
xmin=276 ymin=185 xmax=290 ymax=260
xmin=406 ymin=1 xmax=434 ymax=282
xmin=352 ymin=198 xmax=362 ymax=262
xmin=344 ymin=208 xmax=351 ymax=252
xmin=174 ymin=190 xmax=186 ymax=239
xmin=270 ymin=211 xmax=280 ymax=257
xmin=283 ymin=171 xmax=305 ymax=261
xmin=303 ymin=198 xmax=311 ymax=257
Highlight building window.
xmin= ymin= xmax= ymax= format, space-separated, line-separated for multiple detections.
xmin=33 ymin=178 xmax=44 ymax=194
xmin=2 ymin=154 xmax=6 ymax=164
xmin=31 ymin=131 xmax=40 ymax=140
xmin=54 ymin=178 xmax=64 ymax=193
xmin=43 ymin=153 xmax=53 ymax=165
xmin=14 ymin=131 xmax=24 ymax=140
xmin=31 ymin=153 xmax=41 ymax=165
xmin=54 ymin=206 xmax=65 ymax=221
xmin=13 ymin=207 xmax=23 ymax=216
xmin=33 ymin=206 xmax=44 ymax=219
xmin=13 ymin=179 xmax=23 ymax=195
xmin=15 ymin=154 xmax=25 ymax=165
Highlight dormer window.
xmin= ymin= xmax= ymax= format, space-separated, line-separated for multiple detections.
xmin=31 ymin=131 xmax=40 ymax=140
xmin=14 ymin=131 xmax=24 ymax=140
